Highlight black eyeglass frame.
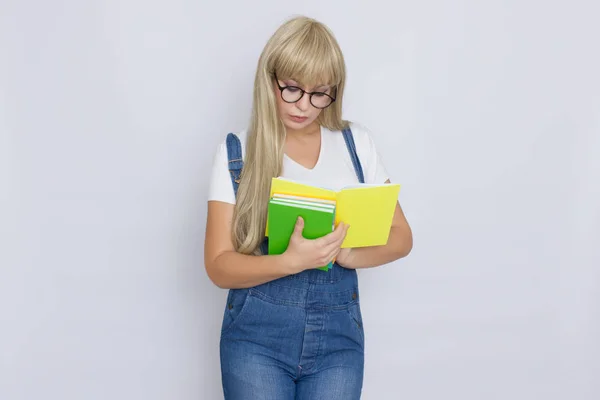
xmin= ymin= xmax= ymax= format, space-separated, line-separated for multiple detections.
xmin=273 ymin=72 xmax=337 ymax=109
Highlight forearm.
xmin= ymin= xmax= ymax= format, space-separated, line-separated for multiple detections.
xmin=206 ymin=251 xmax=293 ymax=289
xmin=342 ymin=227 xmax=412 ymax=269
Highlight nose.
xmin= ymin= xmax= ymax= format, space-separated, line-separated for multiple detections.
xmin=295 ymin=92 xmax=311 ymax=111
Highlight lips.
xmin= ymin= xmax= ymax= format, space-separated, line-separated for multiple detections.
xmin=290 ymin=115 xmax=308 ymax=122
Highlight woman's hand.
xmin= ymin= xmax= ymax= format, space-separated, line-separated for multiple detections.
xmin=283 ymin=217 xmax=349 ymax=273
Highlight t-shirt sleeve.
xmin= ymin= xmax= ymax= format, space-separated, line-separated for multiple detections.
xmin=353 ymin=124 xmax=390 ymax=184
xmin=207 ymin=139 xmax=236 ymax=205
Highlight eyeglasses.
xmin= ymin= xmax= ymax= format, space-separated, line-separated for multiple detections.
xmin=273 ymin=72 xmax=336 ymax=109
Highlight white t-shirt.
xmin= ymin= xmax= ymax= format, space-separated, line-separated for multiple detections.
xmin=207 ymin=122 xmax=390 ymax=205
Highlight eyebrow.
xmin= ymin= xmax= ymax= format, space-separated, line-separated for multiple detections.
xmin=284 ymin=79 xmax=330 ymax=90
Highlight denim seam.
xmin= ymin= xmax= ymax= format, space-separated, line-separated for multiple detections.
xmin=250 ymin=288 xmax=360 ymax=311
xmin=250 ymin=288 xmax=305 ymax=307
xmin=285 ymin=274 xmax=343 ymax=284
xmin=267 ymin=281 xmax=357 ymax=296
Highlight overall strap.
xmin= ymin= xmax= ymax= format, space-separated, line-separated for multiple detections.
xmin=341 ymin=127 xmax=365 ymax=184
xmin=225 ymin=133 xmax=243 ymax=198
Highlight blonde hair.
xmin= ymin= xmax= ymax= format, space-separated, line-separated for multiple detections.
xmin=232 ymin=16 xmax=348 ymax=255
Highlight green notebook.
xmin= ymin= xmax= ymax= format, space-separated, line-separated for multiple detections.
xmin=267 ymin=197 xmax=336 ymax=271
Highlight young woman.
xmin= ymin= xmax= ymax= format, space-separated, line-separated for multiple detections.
xmin=205 ymin=15 xmax=412 ymax=400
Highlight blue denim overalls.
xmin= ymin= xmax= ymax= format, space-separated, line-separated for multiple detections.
xmin=219 ymin=128 xmax=365 ymax=400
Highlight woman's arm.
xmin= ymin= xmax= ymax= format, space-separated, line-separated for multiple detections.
xmin=336 ymin=181 xmax=413 ymax=269
xmin=204 ymin=201 xmax=293 ymax=289
xmin=204 ymin=201 xmax=349 ymax=289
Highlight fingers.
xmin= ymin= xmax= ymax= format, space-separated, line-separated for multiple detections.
xmin=321 ymin=241 xmax=345 ymax=268
xmin=312 ymin=243 xmax=342 ymax=269
xmin=318 ymin=222 xmax=348 ymax=246
xmin=308 ymin=223 xmax=349 ymax=269
xmin=322 ymin=224 xmax=349 ymax=254
xmin=336 ymin=223 xmax=350 ymax=244
xmin=323 ymin=238 xmax=344 ymax=257
xmin=292 ymin=216 xmax=304 ymax=237
xmin=329 ymin=247 xmax=342 ymax=262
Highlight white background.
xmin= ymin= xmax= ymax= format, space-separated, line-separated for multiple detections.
xmin=1 ymin=1 xmax=599 ymax=399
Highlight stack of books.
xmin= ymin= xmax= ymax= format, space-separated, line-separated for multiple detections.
xmin=266 ymin=177 xmax=401 ymax=271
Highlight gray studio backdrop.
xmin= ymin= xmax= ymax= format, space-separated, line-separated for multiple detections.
xmin=1 ymin=1 xmax=599 ymax=399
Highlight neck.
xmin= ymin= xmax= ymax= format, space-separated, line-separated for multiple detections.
xmin=285 ymin=120 xmax=320 ymax=139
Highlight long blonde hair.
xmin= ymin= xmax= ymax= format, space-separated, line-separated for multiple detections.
xmin=232 ymin=16 xmax=348 ymax=255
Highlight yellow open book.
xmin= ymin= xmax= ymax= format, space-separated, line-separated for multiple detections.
xmin=267 ymin=177 xmax=401 ymax=248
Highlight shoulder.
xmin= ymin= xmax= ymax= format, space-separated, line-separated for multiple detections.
xmin=335 ymin=121 xmax=390 ymax=184
xmin=208 ymin=129 xmax=248 ymax=205
xmin=326 ymin=121 xmax=380 ymax=160
xmin=346 ymin=121 xmax=377 ymax=147
xmin=214 ymin=129 xmax=249 ymax=157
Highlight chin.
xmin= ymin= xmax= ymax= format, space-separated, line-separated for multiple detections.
xmin=286 ymin=118 xmax=315 ymax=129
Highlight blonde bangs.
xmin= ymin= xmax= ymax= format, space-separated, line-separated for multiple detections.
xmin=272 ymin=24 xmax=343 ymax=88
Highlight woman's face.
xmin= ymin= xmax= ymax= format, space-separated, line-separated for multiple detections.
xmin=273 ymin=75 xmax=334 ymax=131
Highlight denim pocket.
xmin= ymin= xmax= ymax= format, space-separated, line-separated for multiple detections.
xmin=346 ymin=302 xmax=365 ymax=343
xmin=221 ymin=288 xmax=251 ymax=336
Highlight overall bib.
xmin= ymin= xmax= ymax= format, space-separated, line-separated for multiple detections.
xmin=220 ymin=128 xmax=365 ymax=400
